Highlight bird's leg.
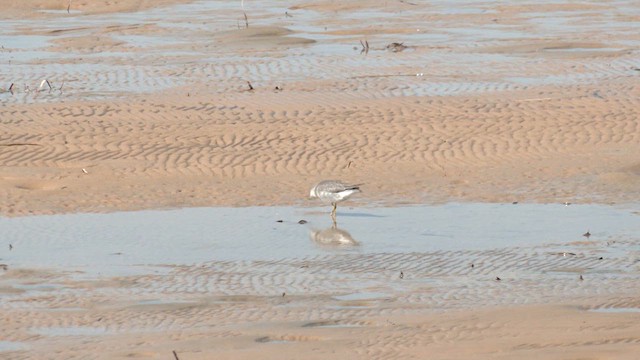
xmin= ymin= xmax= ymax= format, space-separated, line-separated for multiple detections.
xmin=331 ymin=203 xmax=337 ymax=222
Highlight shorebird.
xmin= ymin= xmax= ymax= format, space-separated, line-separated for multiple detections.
xmin=309 ymin=180 xmax=361 ymax=222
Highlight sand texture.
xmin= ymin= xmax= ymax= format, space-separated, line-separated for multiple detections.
xmin=0 ymin=0 xmax=638 ymax=215
xmin=0 ymin=0 xmax=194 ymax=17
xmin=1 ymin=0 xmax=640 ymax=358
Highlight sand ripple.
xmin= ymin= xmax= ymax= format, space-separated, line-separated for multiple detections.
xmin=2 ymin=234 xmax=640 ymax=358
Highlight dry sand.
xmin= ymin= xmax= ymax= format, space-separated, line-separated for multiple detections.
xmin=1 ymin=0 xmax=640 ymax=358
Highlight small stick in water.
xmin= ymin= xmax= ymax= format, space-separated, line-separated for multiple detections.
xmin=38 ymin=79 xmax=52 ymax=92
xmin=241 ymin=0 xmax=249 ymax=28
xmin=359 ymin=40 xmax=369 ymax=54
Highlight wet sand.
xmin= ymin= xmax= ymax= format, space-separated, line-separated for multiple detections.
xmin=2 ymin=204 xmax=640 ymax=359
xmin=1 ymin=0 xmax=640 ymax=358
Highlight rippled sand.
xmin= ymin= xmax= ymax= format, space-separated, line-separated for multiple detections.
xmin=1 ymin=0 xmax=640 ymax=358
xmin=0 ymin=0 xmax=639 ymax=215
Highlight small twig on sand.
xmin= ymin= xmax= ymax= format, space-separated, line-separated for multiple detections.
xmin=241 ymin=0 xmax=249 ymax=28
xmin=8 ymin=83 xmax=14 ymax=94
xmin=359 ymin=40 xmax=369 ymax=54
xmin=172 ymin=350 xmax=180 ymax=360
xmin=0 ymin=143 xmax=41 ymax=147
xmin=247 ymin=81 xmax=254 ymax=91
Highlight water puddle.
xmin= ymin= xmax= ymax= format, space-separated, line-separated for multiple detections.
xmin=254 ymin=336 xmax=290 ymax=344
xmin=42 ymin=307 xmax=87 ymax=312
xmin=136 ymin=299 xmax=197 ymax=306
xmin=37 ymin=10 xmax=83 ymax=15
xmin=436 ymin=7 xmax=495 ymax=15
xmin=334 ymin=292 xmax=390 ymax=301
xmin=543 ymin=47 xmax=625 ymax=53
xmin=1 ymin=203 xmax=639 ymax=278
xmin=31 ymin=326 xmax=110 ymax=336
xmin=302 ymin=320 xmax=365 ymax=328
xmin=0 ymin=0 xmax=635 ymax=103
xmin=590 ymin=307 xmax=640 ymax=313
xmin=12 ymin=283 xmax=65 ymax=292
xmin=0 ymin=35 xmax=51 ymax=50
xmin=129 ymin=299 xmax=200 ymax=310
xmin=0 ymin=341 xmax=27 ymax=352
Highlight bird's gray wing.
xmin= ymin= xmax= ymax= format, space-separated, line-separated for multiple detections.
xmin=317 ymin=181 xmax=362 ymax=193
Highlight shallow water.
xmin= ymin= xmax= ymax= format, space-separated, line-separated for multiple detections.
xmin=1 ymin=202 xmax=639 ymax=344
xmin=0 ymin=341 xmax=27 ymax=352
xmin=1 ymin=203 xmax=639 ymax=277
xmin=589 ymin=307 xmax=640 ymax=313
xmin=1 ymin=0 xmax=638 ymax=103
xmin=30 ymin=326 xmax=111 ymax=337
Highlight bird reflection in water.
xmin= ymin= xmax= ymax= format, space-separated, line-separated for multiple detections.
xmin=310 ymin=225 xmax=358 ymax=247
